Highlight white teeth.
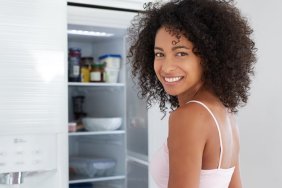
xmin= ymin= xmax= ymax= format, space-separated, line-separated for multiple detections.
xmin=164 ymin=76 xmax=182 ymax=83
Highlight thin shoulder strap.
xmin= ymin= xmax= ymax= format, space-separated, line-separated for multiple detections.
xmin=186 ymin=100 xmax=223 ymax=169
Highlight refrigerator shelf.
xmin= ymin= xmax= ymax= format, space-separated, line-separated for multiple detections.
xmin=68 ymin=82 xmax=125 ymax=87
xmin=127 ymin=150 xmax=149 ymax=166
xmin=69 ymin=175 xmax=126 ymax=184
xmin=68 ymin=130 xmax=125 ymax=136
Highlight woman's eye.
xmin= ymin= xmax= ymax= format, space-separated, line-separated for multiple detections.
xmin=154 ymin=52 xmax=164 ymax=57
xmin=176 ymin=52 xmax=188 ymax=56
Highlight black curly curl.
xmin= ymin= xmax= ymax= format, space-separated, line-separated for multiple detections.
xmin=128 ymin=0 xmax=256 ymax=114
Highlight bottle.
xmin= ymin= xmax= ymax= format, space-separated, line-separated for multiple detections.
xmin=68 ymin=48 xmax=81 ymax=82
xmin=90 ymin=63 xmax=105 ymax=82
xmin=72 ymin=95 xmax=87 ymax=120
xmin=80 ymin=57 xmax=93 ymax=82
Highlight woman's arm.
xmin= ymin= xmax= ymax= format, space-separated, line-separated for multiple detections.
xmin=167 ymin=103 xmax=209 ymax=188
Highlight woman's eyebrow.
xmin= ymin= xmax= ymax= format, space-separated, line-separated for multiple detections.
xmin=172 ymin=45 xmax=190 ymax=51
xmin=154 ymin=46 xmax=164 ymax=51
xmin=154 ymin=46 xmax=190 ymax=51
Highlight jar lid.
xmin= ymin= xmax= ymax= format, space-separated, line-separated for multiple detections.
xmin=81 ymin=57 xmax=93 ymax=60
xmin=98 ymin=54 xmax=121 ymax=60
xmin=68 ymin=122 xmax=77 ymax=126
xmin=69 ymin=48 xmax=81 ymax=51
xmin=92 ymin=64 xmax=105 ymax=68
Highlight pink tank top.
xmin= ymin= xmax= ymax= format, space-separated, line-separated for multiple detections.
xmin=150 ymin=100 xmax=235 ymax=188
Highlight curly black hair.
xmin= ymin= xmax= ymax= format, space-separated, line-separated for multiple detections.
xmin=128 ymin=0 xmax=256 ymax=114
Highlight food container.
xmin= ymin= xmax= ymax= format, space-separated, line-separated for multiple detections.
xmin=69 ymin=157 xmax=116 ymax=178
xmin=68 ymin=122 xmax=77 ymax=132
xmin=68 ymin=48 xmax=81 ymax=82
xmin=99 ymin=54 xmax=121 ymax=83
xmin=104 ymin=68 xmax=119 ymax=83
xmin=99 ymin=54 xmax=121 ymax=69
xmin=82 ymin=117 xmax=122 ymax=131
xmin=80 ymin=57 xmax=93 ymax=82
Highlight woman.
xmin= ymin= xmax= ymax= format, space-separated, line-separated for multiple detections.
xmin=128 ymin=0 xmax=256 ymax=187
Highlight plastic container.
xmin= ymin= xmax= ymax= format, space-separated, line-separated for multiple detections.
xmin=68 ymin=122 xmax=77 ymax=132
xmin=99 ymin=54 xmax=121 ymax=69
xmin=104 ymin=68 xmax=119 ymax=83
xmin=69 ymin=157 xmax=116 ymax=178
xmin=98 ymin=54 xmax=121 ymax=83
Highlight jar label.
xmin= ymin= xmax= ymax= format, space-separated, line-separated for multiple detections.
xmin=81 ymin=67 xmax=90 ymax=82
xmin=90 ymin=72 xmax=101 ymax=81
xmin=72 ymin=65 xmax=80 ymax=77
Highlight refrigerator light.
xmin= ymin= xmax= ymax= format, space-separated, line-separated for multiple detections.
xmin=67 ymin=30 xmax=114 ymax=37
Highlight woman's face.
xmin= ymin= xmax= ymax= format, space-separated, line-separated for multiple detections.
xmin=154 ymin=27 xmax=203 ymax=99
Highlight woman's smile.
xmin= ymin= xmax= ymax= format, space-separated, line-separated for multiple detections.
xmin=163 ymin=76 xmax=184 ymax=83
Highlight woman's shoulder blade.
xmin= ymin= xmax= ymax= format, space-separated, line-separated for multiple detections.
xmin=168 ymin=102 xmax=211 ymax=142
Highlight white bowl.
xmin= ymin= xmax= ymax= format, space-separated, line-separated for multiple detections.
xmin=82 ymin=117 xmax=122 ymax=131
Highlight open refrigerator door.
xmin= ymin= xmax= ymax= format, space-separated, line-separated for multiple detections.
xmin=0 ymin=0 xmax=68 ymax=188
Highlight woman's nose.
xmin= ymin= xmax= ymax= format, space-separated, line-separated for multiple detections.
xmin=162 ymin=58 xmax=176 ymax=73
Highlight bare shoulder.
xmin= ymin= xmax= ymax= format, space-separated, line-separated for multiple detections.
xmin=169 ymin=102 xmax=213 ymax=133
xmin=168 ymin=102 xmax=212 ymax=149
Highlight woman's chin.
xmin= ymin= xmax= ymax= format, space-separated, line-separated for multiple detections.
xmin=164 ymin=88 xmax=179 ymax=96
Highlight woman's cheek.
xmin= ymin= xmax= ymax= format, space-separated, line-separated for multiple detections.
xmin=153 ymin=61 xmax=161 ymax=80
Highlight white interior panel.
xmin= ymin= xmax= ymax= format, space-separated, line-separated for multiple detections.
xmin=68 ymin=6 xmax=136 ymax=29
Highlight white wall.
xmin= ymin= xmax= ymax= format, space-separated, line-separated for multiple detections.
xmin=235 ymin=0 xmax=282 ymax=187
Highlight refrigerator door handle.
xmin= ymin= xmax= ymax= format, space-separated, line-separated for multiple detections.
xmin=0 ymin=172 xmax=23 ymax=184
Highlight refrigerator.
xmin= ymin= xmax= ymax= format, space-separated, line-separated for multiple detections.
xmin=0 ymin=0 xmax=68 ymax=188
xmin=0 ymin=0 xmax=168 ymax=187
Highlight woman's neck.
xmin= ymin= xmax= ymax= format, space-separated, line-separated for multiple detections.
xmin=177 ymin=83 xmax=205 ymax=106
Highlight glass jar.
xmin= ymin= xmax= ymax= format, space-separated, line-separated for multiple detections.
xmin=80 ymin=57 xmax=93 ymax=82
xmin=90 ymin=63 xmax=105 ymax=82
xmin=68 ymin=48 xmax=81 ymax=82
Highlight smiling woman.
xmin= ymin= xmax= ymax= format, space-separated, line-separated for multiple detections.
xmin=128 ymin=0 xmax=256 ymax=188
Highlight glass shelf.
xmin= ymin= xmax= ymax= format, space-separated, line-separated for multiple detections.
xmin=127 ymin=150 xmax=149 ymax=166
xmin=68 ymin=130 xmax=125 ymax=136
xmin=68 ymin=82 xmax=125 ymax=87
xmin=69 ymin=175 xmax=126 ymax=184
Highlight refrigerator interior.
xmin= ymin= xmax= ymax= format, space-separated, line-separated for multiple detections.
xmin=69 ymin=135 xmax=125 ymax=179
xmin=68 ymin=86 xmax=125 ymax=124
xmin=67 ymin=23 xmax=127 ymax=188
